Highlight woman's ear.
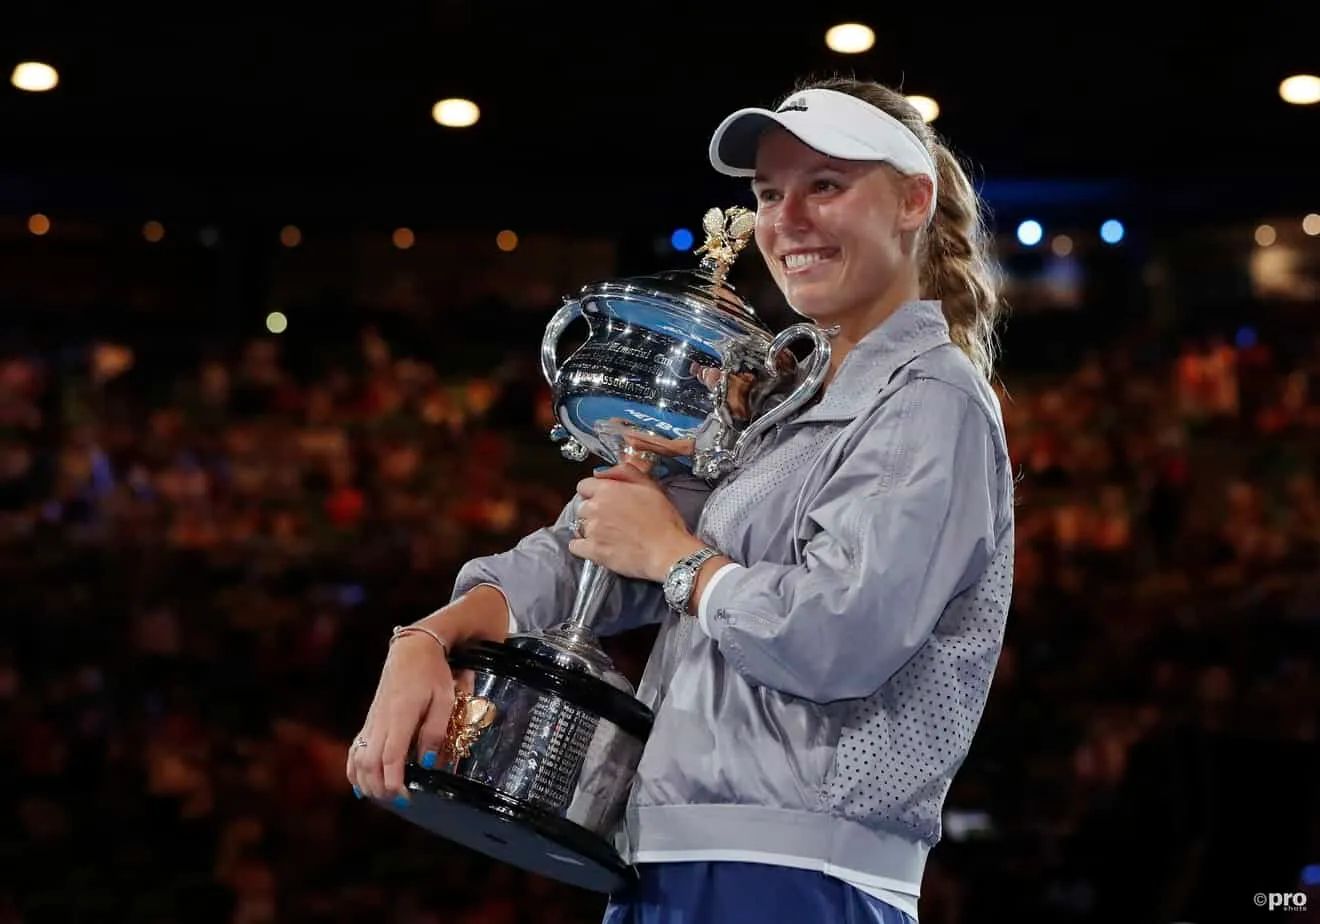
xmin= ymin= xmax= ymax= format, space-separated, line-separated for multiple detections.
xmin=897 ymin=174 xmax=935 ymax=233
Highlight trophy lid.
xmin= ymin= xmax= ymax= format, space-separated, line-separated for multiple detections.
xmin=576 ymin=206 xmax=770 ymax=336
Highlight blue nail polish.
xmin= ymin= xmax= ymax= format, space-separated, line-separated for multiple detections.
xmin=594 ymin=465 xmax=611 ymax=474
xmin=393 ymin=794 xmax=410 ymax=809
xmin=421 ymin=750 xmax=437 ymax=770
xmin=352 ymin=785 xmax=363 ymax=799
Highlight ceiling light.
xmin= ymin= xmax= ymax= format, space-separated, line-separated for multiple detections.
xmin=432 ymin=98 xmax=480 ymax=127
xmin=11 ymin=61 xmax=58 ymax=92
xmin=1280 ymin=74 xmax=1320 ymax=105
xmin=825 ymin=24 xmax=875 ymax=54
xmin=906 ymin=95 xmax=940 ymax=123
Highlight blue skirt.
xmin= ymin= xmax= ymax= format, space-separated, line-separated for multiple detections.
xmin=601 ymin=861 xmax=916 ymax=924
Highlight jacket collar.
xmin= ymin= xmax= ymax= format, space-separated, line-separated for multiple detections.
xmin=791 ymin=299 xmax=952 ymax=424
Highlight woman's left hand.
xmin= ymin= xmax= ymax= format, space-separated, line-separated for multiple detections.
xmin=570 ymin=464 xmax=705 ymax=582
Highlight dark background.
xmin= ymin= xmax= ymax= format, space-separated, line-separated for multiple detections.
xmin=1 ymin=5 xmax=1318 ymax=923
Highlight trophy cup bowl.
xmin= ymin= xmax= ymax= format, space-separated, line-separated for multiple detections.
xmin=387 ymin=208 xmax=832 ymax=893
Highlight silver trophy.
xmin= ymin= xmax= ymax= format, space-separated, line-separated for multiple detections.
xmin=391 ymin=207 xmax=832 ymax=892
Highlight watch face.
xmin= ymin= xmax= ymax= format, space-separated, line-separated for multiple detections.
xmin=667 ymin=570 xmax=693 ymax=606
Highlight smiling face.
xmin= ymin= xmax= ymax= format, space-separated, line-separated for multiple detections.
xmin=751 ymin=128 xmax=933 ymax=340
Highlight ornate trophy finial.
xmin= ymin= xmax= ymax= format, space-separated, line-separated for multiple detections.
xmin=695 ymin=206 xmax=756 ymax=286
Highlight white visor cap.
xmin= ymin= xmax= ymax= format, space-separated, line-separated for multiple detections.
xmin=709 ymin=88 xmax=938 ymax=212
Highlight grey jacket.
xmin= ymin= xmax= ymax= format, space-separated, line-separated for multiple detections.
xmin=451 ymin=299 xmax=1014 ymax=902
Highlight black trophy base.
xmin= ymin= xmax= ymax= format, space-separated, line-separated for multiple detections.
xmin=393 ymin=765 xmax=637 ymax=894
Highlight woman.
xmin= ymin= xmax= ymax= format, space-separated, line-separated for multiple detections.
xmin=348 ymin=76 xmax=1014 ymax=924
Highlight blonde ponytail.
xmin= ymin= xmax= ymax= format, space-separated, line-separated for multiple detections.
xmin=921 ymin=144 xmax=1003 ymax=380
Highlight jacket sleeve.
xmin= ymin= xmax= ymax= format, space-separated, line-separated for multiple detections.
xmin=451 ymin=473 xmax=711 ymax=638
xmin=699 ymin=377 xmax=1006 ymax=703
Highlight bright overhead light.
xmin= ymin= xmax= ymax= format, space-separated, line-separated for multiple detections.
xmin=1280 ymin=74 xmax=1320 ymax=105
xmin=825 ymin=23 xmax=875 ymax=54
xmin=432 ymin=98 xmax=480 ymax=128
xmin=906 ymin=95 xmax=940 ymax=123
xmin=11 ymin=61 xmax=58 ymax=92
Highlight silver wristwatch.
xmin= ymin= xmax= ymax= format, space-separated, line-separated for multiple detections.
xmin=663 ymin=546 xmax=719 ymax=616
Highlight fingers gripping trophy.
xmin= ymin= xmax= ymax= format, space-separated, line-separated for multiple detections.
xmin=379 ymin=207 xmax=833 ymax=892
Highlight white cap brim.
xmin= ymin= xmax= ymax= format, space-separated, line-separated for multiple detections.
xmin=708 ymin=88 xmax=937 ymax=196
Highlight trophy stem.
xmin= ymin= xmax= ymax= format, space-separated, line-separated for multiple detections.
xmin=567 ymin=560 xmax=617 ymax=631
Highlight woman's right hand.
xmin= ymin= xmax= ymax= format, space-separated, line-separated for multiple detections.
xmin=346 ymin=632 xmax=455 ymax=804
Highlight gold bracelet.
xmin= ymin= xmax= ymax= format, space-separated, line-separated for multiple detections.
xmin=390 ymin=624 xmax=451 ymax=659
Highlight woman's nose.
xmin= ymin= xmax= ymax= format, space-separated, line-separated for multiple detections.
xmin=775 ymin=191 xmax=810 ymax=234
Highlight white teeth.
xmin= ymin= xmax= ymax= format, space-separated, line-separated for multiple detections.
xmin=784 ymin=251 xmax=832 ymax=270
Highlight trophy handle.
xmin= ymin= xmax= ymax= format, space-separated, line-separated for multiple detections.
xmin=541 ymin=299 xmax=593 ymax=461
xmin=540 ymin=299 xmax=584 ymax=387
xmin=721 ymin=323 xmax=833 ymax=470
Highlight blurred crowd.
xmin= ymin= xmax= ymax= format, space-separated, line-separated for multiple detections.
xmin=2 ymin=303 xmax=1317 ymax=924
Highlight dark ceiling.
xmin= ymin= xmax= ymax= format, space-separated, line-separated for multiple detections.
xmin=1 ymin=2 xmax=1318 ymax=229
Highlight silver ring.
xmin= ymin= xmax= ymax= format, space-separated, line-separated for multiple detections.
xmin=571 ymin=517 xmax=586 ymax=539
xmin=355 ymin=736 xmax=368 ymax=749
